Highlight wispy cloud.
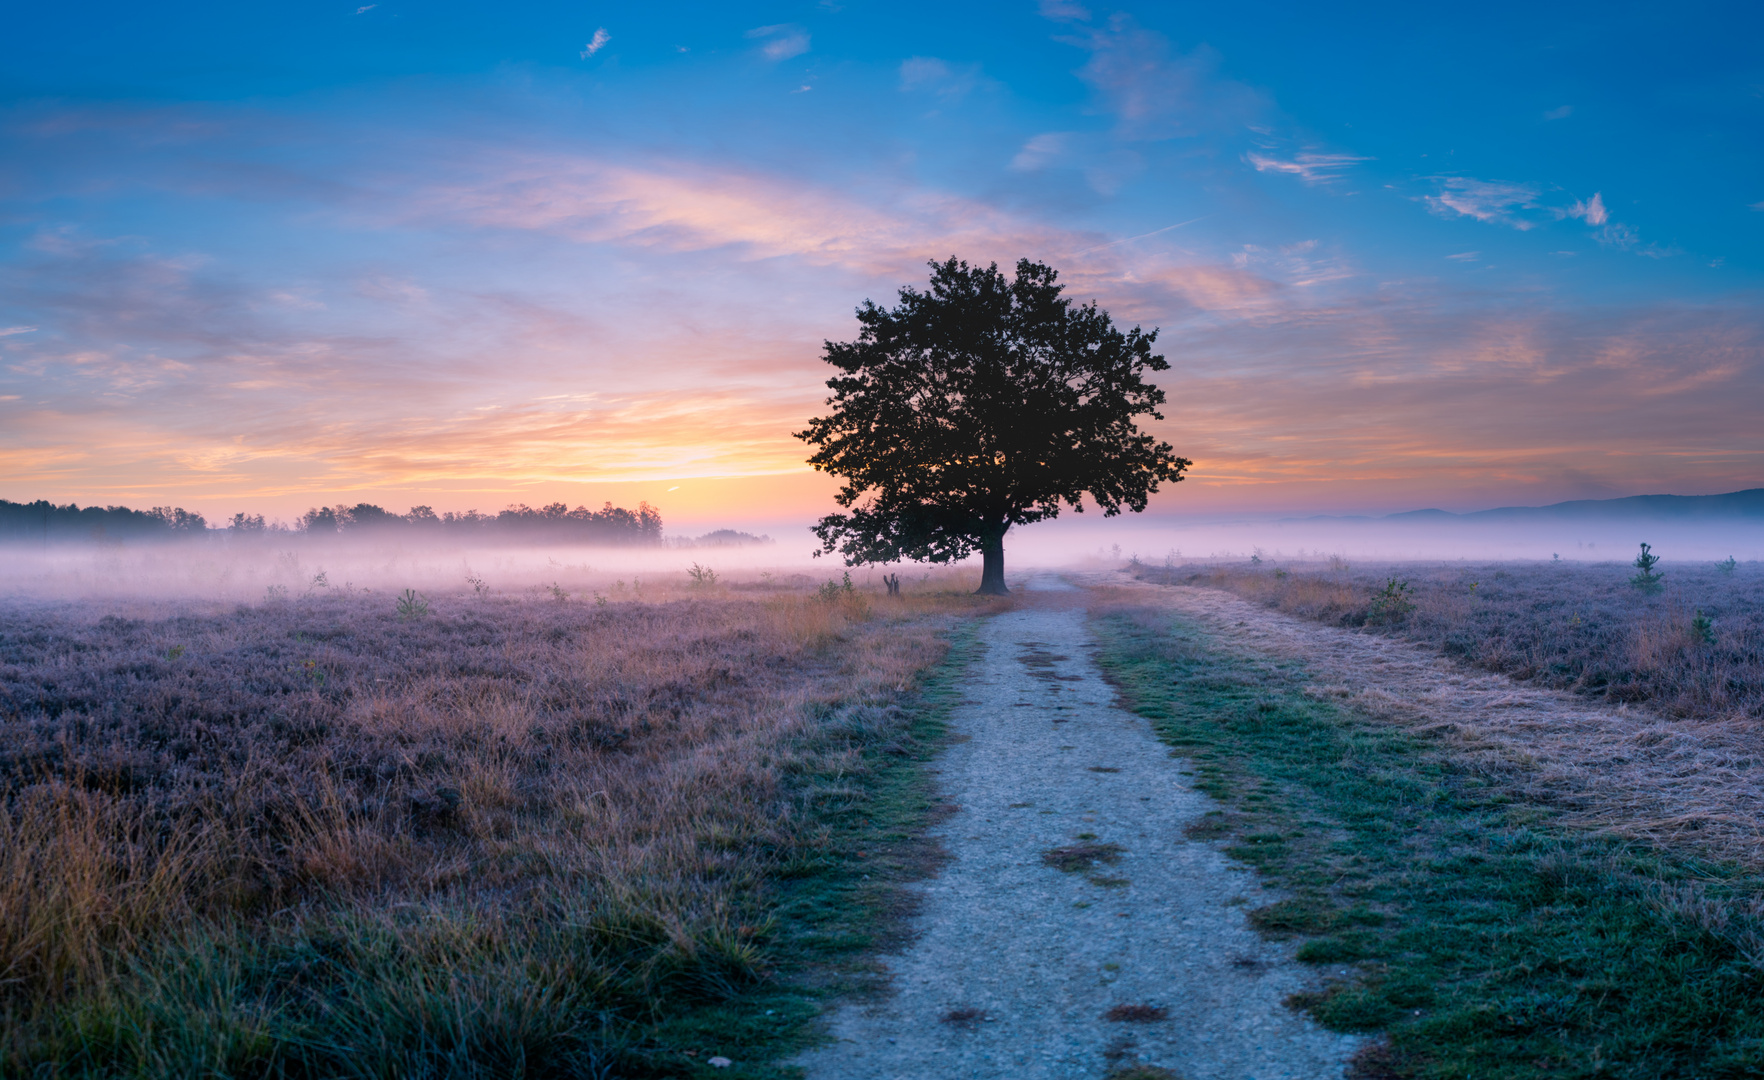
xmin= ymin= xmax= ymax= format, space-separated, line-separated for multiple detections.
xmin=0 ymin=326 xmax=39 ymax=337
xmin=1428 ymin=180 xmax=1653 ymax=251
xmin=353 ymin=4 xmax=375 ymax=14
xmin=415 ymin=155 xmax=1090 ymax=277
xmin=1009 ymin=132 xmax=1071 ymax=172
xmin=1423 ymin=177 xmax=1544 ymax=229
xmin=1542 ymin=104 xmax=1573 ymax=120
xmin=1038 ymin=0 xmax=1091 ymax=19
xmin=580 ymin=28 xmax=610 ymax=59
xmin=1561 ymin=191 xmax=1607 ymax=225
xmin=899 ymin=57 xmax=988 ymax=101
xmin=1595 ymin=222 xmax=1641 ymax=249
xmin=1063 ymin=17 xmax=1267 ymax=140
xmin=1245 ymin=150 xmax=1370 ymax=185
xmin=747 ymin=24 xmax=810 ymax=61
xmin=1068 ymin=217 xmax=1208 ymax=257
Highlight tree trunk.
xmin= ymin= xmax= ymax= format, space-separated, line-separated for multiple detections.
xmin=975 ymin=528 xmax=1009 ymax=595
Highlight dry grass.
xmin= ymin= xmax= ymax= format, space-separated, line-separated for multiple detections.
xmin=1137 ymin=559 xmax=1764 ymax=720
xmin=1092 ymin=569 xmax=1764 ymax=870
xmin=0 ymin=575 xmax=994 ymax=1073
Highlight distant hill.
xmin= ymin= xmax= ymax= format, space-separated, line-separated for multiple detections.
xmin=1384 ymin=488 xmax=1764 ymax=522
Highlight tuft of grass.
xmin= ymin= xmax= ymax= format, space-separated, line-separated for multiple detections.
xmin=1103 ymin=1003 xmax=1169 ymax=1022
xmin=1093 ymin=601 xmax=1764 ymax=1079
xmin=1104 ymin=1067 xmax=1184 ymax=1080
xmin=1042 ymin=842 xmax=1125 ymax=873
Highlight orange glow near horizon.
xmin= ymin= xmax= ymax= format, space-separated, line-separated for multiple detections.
xmin=4 ymin=88 xmax=1760 ymax=523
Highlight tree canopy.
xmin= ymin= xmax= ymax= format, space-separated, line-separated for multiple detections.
xmin=796 ymin=257 xmax=1190 ymax=594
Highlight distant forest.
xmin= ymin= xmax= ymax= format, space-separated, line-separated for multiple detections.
xmin=0 ymin=499 xmax=664 ymax=545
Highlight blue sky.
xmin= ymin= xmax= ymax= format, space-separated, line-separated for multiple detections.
xmin=3 ymin=0 xmax=1761 ymax=524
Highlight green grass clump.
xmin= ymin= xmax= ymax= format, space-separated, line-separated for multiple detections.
xmin=1093 ymin=605 xmax=1764 ymax=1079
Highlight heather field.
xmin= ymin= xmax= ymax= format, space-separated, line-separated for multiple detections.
xmin=1135 ymin=557 xmax=1764 ymax=721
xmin=0 ymin=572 xmax=992 ymax=1077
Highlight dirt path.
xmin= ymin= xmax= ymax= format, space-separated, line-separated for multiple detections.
xmin=1084 ymin=572 xmax=1764 ymax=869
xmin=795 ymin=576 xmax=1359 ymax=1080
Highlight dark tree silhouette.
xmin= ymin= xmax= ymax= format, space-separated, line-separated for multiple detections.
xmin=797 ymin=257 xmax=1190 ymax=595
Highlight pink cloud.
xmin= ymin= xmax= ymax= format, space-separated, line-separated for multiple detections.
xmin=1423 ymin=177 xmax=1544 ymax=229
xmin=1562 ymin=191 xmax=1608 ymax=225
xmin=1244 ymin=150 xmax=1370 ymax=185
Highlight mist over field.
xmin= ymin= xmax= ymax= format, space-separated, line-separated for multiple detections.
xmin=4 ymin=523 xmax=1758 ymax=616
xmin=1015 ymin=513 xmax=1764 ymax=566
xmin=5 ymin=483 xmax=1762 ymax=607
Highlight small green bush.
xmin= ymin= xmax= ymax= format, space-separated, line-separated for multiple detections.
xmin=815 ymin=572 xmax=854 ymax=602
xmin=1367 ymin=578 xmax=1415 ymax=624
xmin=1631 ymin=542 xmax=1664 ymax=592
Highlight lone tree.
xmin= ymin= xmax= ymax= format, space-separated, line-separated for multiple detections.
xmin=796 ymin=257 xmax=1190 ymax=595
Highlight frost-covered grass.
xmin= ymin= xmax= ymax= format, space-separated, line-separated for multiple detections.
xmin=1095 ymin=602 xmax=1764 ymax=1079
xmin=0 ymin=577 xmax=989 ymax=1076
xmin=1135 ymin=558 xmax=1764 ymax=720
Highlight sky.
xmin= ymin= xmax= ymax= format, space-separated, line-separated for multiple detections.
xmin=3 ymin=0 xmax=1762 ymax=530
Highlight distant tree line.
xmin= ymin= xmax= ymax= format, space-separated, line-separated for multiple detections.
xmin=0 ymin=500 xmax=208 ymax=542
xmin=287 ymin=501 xmax=663 ymax=544
xmin=1 ymin=498 xmax=664 ymax=546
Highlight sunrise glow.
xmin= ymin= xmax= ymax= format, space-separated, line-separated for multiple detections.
xmin=3 ymin=3 xmax=1760 ymax=527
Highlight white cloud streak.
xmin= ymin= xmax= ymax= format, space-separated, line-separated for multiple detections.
xmin=899 ymin=57 xmax=987 ymax=100
xmin=580 ymin=28 xmax=610 ymax=59
xmin=1010 ymin=132 xmax=1070 ymax=171
xmin=1423 ymin=178 xmax=1544 ymax=229
xmin=1562 ymin=192 xmax=1608 ymax=225
xmin=1245 ymin=151 xmax=1370 ymax=185
xmin=746 ymin=24 xmax=809 ymax=61
xmin=1038 ymin=0 xmax=1091 ymax=19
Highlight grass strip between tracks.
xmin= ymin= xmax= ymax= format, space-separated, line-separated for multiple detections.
xmin=1091 ymin=603 xmax=1764 ymax=1080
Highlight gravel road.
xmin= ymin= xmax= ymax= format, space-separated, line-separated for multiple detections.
xmin=795 ymin=575 xmax=1358 ymax=1080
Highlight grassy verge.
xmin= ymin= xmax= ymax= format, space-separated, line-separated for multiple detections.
xmin=639 ymin=619 xmax=980 ymax=1078
xmin=1091 ymin=602 xmax=1764 ymax=1080
xmin=1131 ymin=560 xmax=1764 ymax=721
